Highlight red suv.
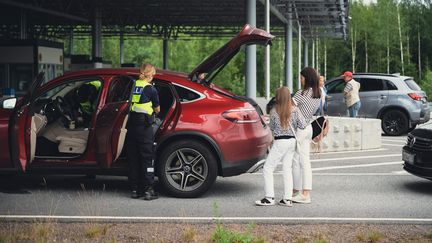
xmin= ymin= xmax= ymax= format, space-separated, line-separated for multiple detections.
xmin=0 ymin=25 xmax=273 ymax=197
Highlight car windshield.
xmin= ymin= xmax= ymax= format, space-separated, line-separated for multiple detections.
xmin=404 ymin=78 xmax=421 ymax=91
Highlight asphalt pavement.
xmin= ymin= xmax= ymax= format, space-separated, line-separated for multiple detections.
xmin=1 ymin=134 xmax=431 ymax=224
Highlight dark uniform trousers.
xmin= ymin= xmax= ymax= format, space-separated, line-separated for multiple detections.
xmin=126 ymin=112 xmax=155 ymax=189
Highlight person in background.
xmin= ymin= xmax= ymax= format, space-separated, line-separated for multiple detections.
xmin=342 ymin=71 xmax=361 ymax=117
xmin=314 ymin=75 xmax=328 ymax=116
xmin=292 ymin=67 xmax=322 ymax=204
xmin=76 ymin=80 xmax=101 ymax=126
xmin=255 ymin=86 xmax=306 ymax=207
xmin=126 ymin=63 xmax=160 ymax=200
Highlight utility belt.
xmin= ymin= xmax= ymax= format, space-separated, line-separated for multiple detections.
xmin=128 ymin=112 xmax=155 ymax=127
xmin=274 ymin=135 xmax=295 ymax=140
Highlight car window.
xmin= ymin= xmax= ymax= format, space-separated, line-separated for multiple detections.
xmin=359 ymin=78 xmax=384 ymax=91
xmin=174 ymin=84 xmax=202 ymax=102
xmin=106 ymin=76 xmax=133 ymax=103
xmin=326 ymin=79 xmax=345 ymax=94
xmin=384 ymin=80 xmax=398 ymax=90
xmin=405 ymin=78 xmax=421 ymax=91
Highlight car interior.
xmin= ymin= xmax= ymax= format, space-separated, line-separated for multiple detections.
xmin=27 ymin=77 xmax=175 ymax=163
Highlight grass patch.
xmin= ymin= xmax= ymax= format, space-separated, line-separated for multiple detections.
xmin=85 ymin=224 xmax=109 ymax=239
xmin=425 ymin=231 xmax=432 ymax=240
xmin=211 ymin=202 xmax=264 ymax=243
xmin=356 ymin=230 xmax=384 ymax=243
xmin=182 ymin=227 xmax=197 ymax=242
xmin=211 ymin=223 xmax=264 ymax=243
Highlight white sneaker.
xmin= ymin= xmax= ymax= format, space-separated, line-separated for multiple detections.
xmin=278 ymin=199 xmax=293 ymax=207
xmin=292 ymin=194 xmax=311 ymax=204
xmin=255 ymin=197 xmax=275 ymax=206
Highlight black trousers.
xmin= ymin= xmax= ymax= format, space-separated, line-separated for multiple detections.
xmin=126 ymin=113 xmax=155 ymax=189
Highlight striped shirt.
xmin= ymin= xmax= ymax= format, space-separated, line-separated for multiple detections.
xmin=293 ymin=88 xmax=321 ymax=123
xmin=269 ymin=107 xmax=307 ymax=137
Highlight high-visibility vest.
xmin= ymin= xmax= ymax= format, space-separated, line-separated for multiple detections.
xmin=130 ymin=80 xmax=154 ymax=115
xmin=80 ymin=81 xmax=101 ymax=114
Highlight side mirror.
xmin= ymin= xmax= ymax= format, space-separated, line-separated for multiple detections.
xmin=2 ymin=97 xmax=17 ymax=109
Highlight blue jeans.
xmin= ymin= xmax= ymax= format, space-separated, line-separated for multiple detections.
xmin=348 ymin=101 xmax=361 ymax=117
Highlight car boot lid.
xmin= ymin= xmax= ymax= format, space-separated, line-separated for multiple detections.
xmin=189 ymin=24 xmax=274 ymax=83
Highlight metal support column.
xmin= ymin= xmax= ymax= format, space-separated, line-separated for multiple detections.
xmin=304 ymin=40 xmax=309 ymax=67
xmin=68 ymin=29 xmax=74 ymax=55
xmin=163 ymin=38 xmax=169 ymax=70
xmin=285 ymin=4 xmax=293 ymax=91
xmin=120 ymin=32 xmax=124 ymax=65
xmin=246 ymin=0 xmax=256 ymax=99
xmin=298 ymin=25 xmax=302 ymax=90
xmin=264 ymin=0 xmax=270 ymax=100
xmin=312 ymin=38 xmax=315 ymax=69
xmin=92 ymin=8 xmax=102 ymax=68
xmin=20 ymin=10 xmax=27 ymax=40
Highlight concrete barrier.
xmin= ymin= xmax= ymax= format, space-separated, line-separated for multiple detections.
xmin=317 ymin=116 xmax=381 ymax=152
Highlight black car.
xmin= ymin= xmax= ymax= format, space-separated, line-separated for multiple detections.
xmin=402 ymin=123 xmax=432 ymax=180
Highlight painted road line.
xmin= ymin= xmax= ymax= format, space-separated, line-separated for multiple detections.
xmin=381 ymin=140 xmax=406 ymax=144
xmin=382 ymin=143 xmax=404 ymax=147
xmin=313 ymin=172 xmax=409 ymax=176
xmin=382 ymin=138 xmax=407 ymax=141
xmin=0 ymin=215 xmax=431 ymax=223
xmin=311 ymin=154 xmax=400 ymax=162
xmin=312 ymin=161 xmax=402 ymax=171
xmin=312 ymin=148 xmax=387 ymax=155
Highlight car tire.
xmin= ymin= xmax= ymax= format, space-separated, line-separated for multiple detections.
xmin=381 ymin=109 xmax=409 ymax=136
xmin=157 ymin=139 xmax=218 ymax=198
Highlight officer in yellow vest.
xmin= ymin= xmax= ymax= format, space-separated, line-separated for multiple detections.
xmin=76 ymin=80 xmax=101 ymax=126
xmin=126 ymin=63 xmax=160 ymax=200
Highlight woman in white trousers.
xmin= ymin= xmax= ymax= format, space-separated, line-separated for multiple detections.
xmin=291 ymin=67 xmax=321 ymax=204
xmin=255 ymin=87 xmax=306 ymax=207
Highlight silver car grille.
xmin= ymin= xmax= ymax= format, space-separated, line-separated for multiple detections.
xmin=406 ymin=135 xmax=432 ymax=151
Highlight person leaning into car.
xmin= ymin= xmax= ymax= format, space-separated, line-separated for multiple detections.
xmin=126 ymin=63 xmax=160 ymax=200
xmin=342 ymin=71 xmax=361 ymax=117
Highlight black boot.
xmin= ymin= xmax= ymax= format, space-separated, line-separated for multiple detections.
xmin=143 ymin=185 xmax=158 ymax=200
xmin=130 ymin=186 xmax=142 ymax=199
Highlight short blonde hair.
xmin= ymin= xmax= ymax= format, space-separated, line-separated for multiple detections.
xmin=139 ymin=63 xmax=156 ymax=80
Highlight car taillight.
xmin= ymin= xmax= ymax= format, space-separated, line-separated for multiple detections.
xmin=408 ymin=93 xmax=422 ymax=101
xmin=222 ymin=108 xmax=259 ymax=123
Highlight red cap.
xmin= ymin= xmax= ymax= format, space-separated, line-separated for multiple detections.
xmin=343 ymin=71 xmax=353 ymax=77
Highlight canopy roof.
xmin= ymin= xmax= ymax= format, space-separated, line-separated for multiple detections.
xmin=0 ymin=0 xmax=349 ymax=40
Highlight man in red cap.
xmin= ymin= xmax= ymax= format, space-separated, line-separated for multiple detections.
xmin=342 ymin=71 xmax=361 ymax=117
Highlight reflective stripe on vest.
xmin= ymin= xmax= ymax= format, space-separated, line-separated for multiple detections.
xmin=131 ymin=80 xmax=153 ymax=115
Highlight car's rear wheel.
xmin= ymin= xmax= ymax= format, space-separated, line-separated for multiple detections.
xmin=157 ymin=139 xmax=218 ymax=198
xmin=381 ymin=109 xmax=409 ymax=136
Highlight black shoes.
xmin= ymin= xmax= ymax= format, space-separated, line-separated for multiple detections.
xmin=143 ymin=186 xmax=158 ymax=200
xmin=130 ymin=188 xmax=143 ymax=199
xmin=130 ymin=186 xmax=158 ymax=200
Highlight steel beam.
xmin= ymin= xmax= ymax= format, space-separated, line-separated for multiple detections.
xmin=0 ymin=0 xmax=88 ymax=22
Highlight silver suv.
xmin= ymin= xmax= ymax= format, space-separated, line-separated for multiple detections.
xmin=325 ymin=73 xmax=430 ymax=136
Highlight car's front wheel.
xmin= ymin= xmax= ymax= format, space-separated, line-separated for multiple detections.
xmin=381 ymin=109 xmax=409 ymax=136
xmin=157 ymin=139 xmax=218 ymax=198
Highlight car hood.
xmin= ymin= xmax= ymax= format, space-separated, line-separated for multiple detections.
xmin=189 ymin=24 xmax=274 ymax=83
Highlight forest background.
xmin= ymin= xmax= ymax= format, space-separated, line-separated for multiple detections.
xmin=65 ymin=0 xmax=432 ymax=97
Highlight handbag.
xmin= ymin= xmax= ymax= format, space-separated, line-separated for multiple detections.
xmin=311 ymin=116 xmax=329 ymax=142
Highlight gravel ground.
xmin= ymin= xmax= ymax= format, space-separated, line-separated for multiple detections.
xmin=1 ymin=222 xmax=432 ymax=242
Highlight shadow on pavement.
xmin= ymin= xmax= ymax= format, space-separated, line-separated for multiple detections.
xmin=403 ymin=179 xmax=432 ymax=195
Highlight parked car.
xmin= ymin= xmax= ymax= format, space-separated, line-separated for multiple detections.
xmin=325 ymin=73 xmax=430 ymax=136
xmin=0 ymin=24 xmax=273 ymax=198
xmin=402 ymin=123 xmax=432 ymax=180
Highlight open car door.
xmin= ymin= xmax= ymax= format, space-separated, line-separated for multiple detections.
xmin=94 ymin=75 xmax=134 ymax=168
xmin=9 ymin=72 xmax=45 ymax=172
xmin=189 ymin=24 xmax=274 ymax=83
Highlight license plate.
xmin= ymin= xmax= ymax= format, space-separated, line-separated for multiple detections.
xmin=402 ymin=150 xmax=415 ymax=165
